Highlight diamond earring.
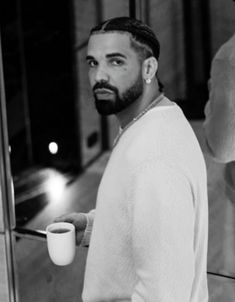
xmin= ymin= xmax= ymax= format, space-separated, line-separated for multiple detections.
xmin=145 ymin=78 xmax=151 ymax=84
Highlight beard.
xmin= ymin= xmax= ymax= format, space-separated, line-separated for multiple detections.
xmin=93 ymin=73 xmax=143 ymax=116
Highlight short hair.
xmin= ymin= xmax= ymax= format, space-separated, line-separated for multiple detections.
xmin=90 ymin=17 xmax=160 ymax=60
xmin=90 ymin=17 xmax=164 ymax=92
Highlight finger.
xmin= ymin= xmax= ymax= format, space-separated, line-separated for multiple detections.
xmin=53 ymin=213 xmax=87 ymax=231
xmin=54 ymin=214 xmax=75 ymax=223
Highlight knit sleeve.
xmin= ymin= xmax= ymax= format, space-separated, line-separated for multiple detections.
xmin=80 ymin=209 xmax=95 ymax=247
xmin=203 ymin=58 xmax=235 ymax=162
xmin=129 ymin=161 xmax=195 ymax=302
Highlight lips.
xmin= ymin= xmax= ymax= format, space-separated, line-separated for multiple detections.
xmin=94 ymin=88 xmax=114 ymax=100
xmin=94 ymin=88 xmax=114 ymax=94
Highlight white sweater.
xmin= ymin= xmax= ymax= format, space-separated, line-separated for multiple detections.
xmin=82 ymin=99 xmax=208 ymax=302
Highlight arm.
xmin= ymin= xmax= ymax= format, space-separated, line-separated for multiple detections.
xmin=203 ymin=58 xmax=235 ymax=162
xmin=55 ymin=209 xmax=95 ymax=246
xmin=130 ymin=161 xmax=195 ymax=302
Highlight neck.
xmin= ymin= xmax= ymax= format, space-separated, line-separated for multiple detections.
xmin=116 ymin=85 xmax=162 ymax=129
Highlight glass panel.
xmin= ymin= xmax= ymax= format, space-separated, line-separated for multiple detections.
xmin=208 ymin=274 xmax=235 ymax=302
xmin=191 ymin=118 xmax=235 ymax=292
xmin=1 ymin=1 xmax=129 ymax=301
xmin=1 ymin=0 xmax=86 ymax=231
xmin=205 ymin=0 xmax=235 ymax=280
xmin=15 ymin=166 xmax=99 ymax=231
xmin=0 ymin=0 xmax=130 ymax=233
xmin=14 ymin=241 xmax=235 ymax=302
xmin=1 ymin=0 xmax=81 ymax=172
xmin=15 ymin=236 xmax=87 ymax=302
xmin=73 ymin=0 xmax=102 ymax=167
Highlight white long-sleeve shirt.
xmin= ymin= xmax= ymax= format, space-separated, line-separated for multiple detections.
xmin=82 ymin=98 xmax=208 ymax=302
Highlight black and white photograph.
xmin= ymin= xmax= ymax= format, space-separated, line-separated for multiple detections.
xmin=0 ymin=1 xmax=235 ymax=301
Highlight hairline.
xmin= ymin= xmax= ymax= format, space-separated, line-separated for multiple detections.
xmin=90 ymin=30 xmax=155 ymax=62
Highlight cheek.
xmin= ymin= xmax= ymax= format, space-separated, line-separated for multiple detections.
xmin=115 ymin=67 xmax=137 ymax=83
xmin=119 ymin=67 xmax=142 ymax=86
xmin=88 ymin=70 xmax=95 ymax=86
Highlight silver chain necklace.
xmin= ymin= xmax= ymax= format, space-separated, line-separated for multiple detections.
xmin=113 ymin=93 xmax=165 ymax=148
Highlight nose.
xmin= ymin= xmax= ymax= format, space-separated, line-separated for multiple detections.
xmin=94 ymin=65 xmax=109 ymax=83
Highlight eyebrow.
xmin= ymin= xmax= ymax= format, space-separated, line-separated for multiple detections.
xmin=86 ymin=55 xmax=94 ymax=61
xmin=86 ymin=53 xmax=127 ymax=61
xmin=106 ymin=53 xmax=127 ymax=59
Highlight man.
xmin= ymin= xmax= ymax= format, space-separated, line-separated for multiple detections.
xmin=56 ymin=17 xmax=208 ymax=301
xmin=203 ymin=30 xmax=235 ymax=199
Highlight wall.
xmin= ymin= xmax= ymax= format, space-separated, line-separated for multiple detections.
xmin=148 ymin=0 xmax=186 ymax=101
xmin=209 ymin=0 xmax=235 ymax=57
xmin=73 ymin=0 xmax=101 ymax=167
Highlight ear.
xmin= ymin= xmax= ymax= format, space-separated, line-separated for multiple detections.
xmin=142 ymin=57 xmax=158 ymax=82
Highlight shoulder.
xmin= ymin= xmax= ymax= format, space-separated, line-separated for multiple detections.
xmin=117 ymin=103 xmax=198 ymax=168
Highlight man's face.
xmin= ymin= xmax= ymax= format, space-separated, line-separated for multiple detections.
xmin=86 ymin=32 xmax=143 ymax=115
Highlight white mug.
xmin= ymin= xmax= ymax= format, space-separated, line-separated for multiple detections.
xmin=46 ymin=222 xmax=76 ymax=266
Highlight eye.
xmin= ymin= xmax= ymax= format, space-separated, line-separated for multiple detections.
xmin=87 ymin=60 xmax=98 ymax=68
xmin=110 ymin=58 xmax=124 ymax=66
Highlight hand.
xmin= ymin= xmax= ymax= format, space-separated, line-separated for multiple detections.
xmin=54 ymin=212 xmax=87 ymax=245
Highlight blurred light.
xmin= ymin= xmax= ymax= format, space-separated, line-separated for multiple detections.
xmin=9 ymin=145 xmax=11 ymax=153
xmin=48 ymin=142 xmax=58 ymax=154
xmin=45 ymin=171 xmax=66 ymax=203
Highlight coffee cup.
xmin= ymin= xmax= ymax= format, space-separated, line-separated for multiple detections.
xmin=46 ymin=222 xmax=76 ymax=266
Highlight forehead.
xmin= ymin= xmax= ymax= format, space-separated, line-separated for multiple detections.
xmin=87 ymin=32 xmax=136 ymax=58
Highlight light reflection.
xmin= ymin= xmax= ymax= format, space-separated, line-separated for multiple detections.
xmin=45 ymin=170 xmax=67 ymax=203
xmin=48 ymin=142 xmax=58 ymax=154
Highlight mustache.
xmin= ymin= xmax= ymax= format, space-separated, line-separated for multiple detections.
xmin=93 ymin=82 xmax=118 ymax=93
